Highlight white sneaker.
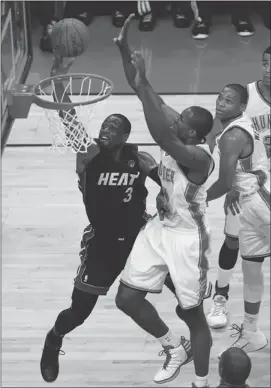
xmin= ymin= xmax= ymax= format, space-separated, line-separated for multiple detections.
xmin=206 ymin=295 xmax=228 ymax=329
xmin=153 ymin=336 xmax=192 ymax=384
xmin=218 ymin=323 xmax=268 ymax=358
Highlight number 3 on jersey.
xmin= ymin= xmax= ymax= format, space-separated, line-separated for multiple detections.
xmin=123 ymin=187 xmax=133 ymax=203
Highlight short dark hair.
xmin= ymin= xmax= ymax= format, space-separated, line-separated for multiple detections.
xmin=225 ymin=83 xmax=248 ymax=105
xmin=188 ymin=106 xmax=214 ymax=140
xmin=109 ymin=113 xmax=131 ymax=135
xmin=263 ymin=46 xmax=271 ymax=57
xmin=219 ymin=348 xmax=252 ymax=385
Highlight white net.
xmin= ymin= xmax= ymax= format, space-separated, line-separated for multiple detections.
xmin=36 ymin=75 xmax=112 ymax=154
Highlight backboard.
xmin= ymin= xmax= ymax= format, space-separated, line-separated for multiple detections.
xmin=1 ymin=1 xmax=33 ymax=153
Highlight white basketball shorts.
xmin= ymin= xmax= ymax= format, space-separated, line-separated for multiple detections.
xmin=224 ymin=211 xmax=240 ymax=238
xmin=120 ymin=215 xmax=211 ymax=309
xmin=240 ymin=186 xmax=270 ymax=261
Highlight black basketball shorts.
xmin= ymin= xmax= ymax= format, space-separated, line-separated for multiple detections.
xmin=74 ymin=215 xmax=149 ymax=295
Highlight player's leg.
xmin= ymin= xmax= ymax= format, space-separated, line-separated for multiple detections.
xmin=207 ymin=211 xmax=240 ymax=329
xmin=167 ymin=228 xmax=212 ymax=388
xmin=40 ymin=288 xmax=99 ymax=382
xmin=40 ymin=228 xmax=125 ymax=382
xmin=116 ymin=218 xmax=192 ymax=384
xmin=220 ymin=196 xmax=269 ymax=354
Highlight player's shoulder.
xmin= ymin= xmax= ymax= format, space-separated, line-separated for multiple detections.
xmin=137 ymin=151 xmax=158 ymax=175
xmin=220 ymin=125 xmax=251 ymax=150
xmin=246 ymin=80 xmax=258 ymax=88
xmin=138 ymin=151 xmax=157 ymax=165
xmin=246 ymin=80 xmax=259 ymax=97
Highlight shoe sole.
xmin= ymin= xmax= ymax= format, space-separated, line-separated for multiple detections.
xmin=154 ymin=354 xmax=193 ymax=384
xmin=192 ymin=34 xmax=208 ymax=40
xmin=218 ymin=339 xmax=268 ymax=359
xmin=238 ymin=32 xmax=254 ymax=37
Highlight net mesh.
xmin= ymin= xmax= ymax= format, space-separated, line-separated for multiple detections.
xmin=36 ymin=75 xmax=112 ymax=154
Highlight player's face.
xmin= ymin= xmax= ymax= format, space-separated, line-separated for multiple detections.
xmin=262 ymin=53 xmax=270 ymax=87
xmin=216 ymin=88 xmax=244 ymax=121
xmin=174 ymin=109 xmax=195 ymax=143
xmin=98 ymin=116 xmax=127 ymax=149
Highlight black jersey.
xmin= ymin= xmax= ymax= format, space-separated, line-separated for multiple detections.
xmin=78 ymin=144 xmax=148 ymax=233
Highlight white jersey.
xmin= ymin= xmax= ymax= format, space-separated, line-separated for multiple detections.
xmin=246 ymin=81 xmax=270 ymax=164
xmin=215 ymin=113 xmax=270 ymax=198
xmin=158 ymin=143 xmax=214 ymax=230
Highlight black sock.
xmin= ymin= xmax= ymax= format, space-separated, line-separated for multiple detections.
xmin=214 ymin=281 xmax=230 ymax=300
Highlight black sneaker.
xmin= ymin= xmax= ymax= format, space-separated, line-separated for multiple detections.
xmin=139 ymin=13 xmax=156 ymax=31
xmin=173 ymin=12 xmax=191 ymax=29
xmin=39 ymin=20 xmax=57 ymax=53
xmin=76 ymin=12 xmax=93 ymax=26
xmin=112 ymin=10 xmax=126 ymax=28
xmin=192 ymin=20 xmax=210 ymax=40
xmin=233 ymin=19 xmax=254 ymax=36
xmin=40 ymin=330 xmax=64 ymax=382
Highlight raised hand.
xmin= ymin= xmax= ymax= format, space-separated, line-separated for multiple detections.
xmin=131 ymin=51 xmax=147 ymax=79
xmin=50 ymin=51 xmax=75 ymax=77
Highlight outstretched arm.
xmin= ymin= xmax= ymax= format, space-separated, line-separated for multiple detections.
xmin=114 ymin=15 xmax=211 ymax=172
xmin=206 ymin=127 xmax=247 ymax=202
xmin=114 ymin=15 xmax=179 ymax=124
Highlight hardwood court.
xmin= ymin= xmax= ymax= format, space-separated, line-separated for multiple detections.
xmin=2 ymin=96 xmax=270 ymax=387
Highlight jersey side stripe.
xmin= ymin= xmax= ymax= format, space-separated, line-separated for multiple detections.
xmin=258 ymin=185 xmax=270 ymax=211
xmin=184 ymin=183 xmax=210 ymax=302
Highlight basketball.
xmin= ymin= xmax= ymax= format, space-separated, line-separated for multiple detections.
xmin=51 ymin=18 xmax=90 ymax=58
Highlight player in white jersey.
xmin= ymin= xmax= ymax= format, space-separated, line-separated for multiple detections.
xmin=114 ymin=15 xmax=214 ymax=388
xmin=207 ymin=47 xmax=271 ymax=329
xmin=246 ymin=47 xmax=271 ymax=160
xmin=207 ymin=83 xmax=269 ymax=354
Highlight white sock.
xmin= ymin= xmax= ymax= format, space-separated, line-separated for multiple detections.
xmin=217 ymin=267 xmax=233 ymax=288
xmin=194 ymin=375 xmax=208 ymax=387
xmin=243 ymin=312 xmax=259 ymax=332
xmin=157 ymin=330 xmax=180 ymax=348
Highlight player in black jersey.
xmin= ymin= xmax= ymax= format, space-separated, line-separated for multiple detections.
xmin=40 ymin=54 xmax=163 ymax=383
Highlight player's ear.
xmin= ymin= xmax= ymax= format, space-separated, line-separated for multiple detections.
xmin=188 ymin=128 xmax=196 ymax=138
xmin=240 ymin=103 xmax=246 ymax=112
xmin=123 ymin=133 xmax=129 ymax=142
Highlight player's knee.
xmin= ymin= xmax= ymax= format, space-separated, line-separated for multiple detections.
xmin=70 ymin=292 xmax=98 ymax=326
xmin=176 ymin=302 xmax=208 ymax=327
xmin=225 ymin=235 xmax=239 ymax=250
xmin=115 ymin=283 xmax=146 ymax=315
xmin=242 ymin=260 xmax=263 ymax=287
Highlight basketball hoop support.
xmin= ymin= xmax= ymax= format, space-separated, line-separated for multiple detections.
xmin=7 ymin=84 xmax=35 ymax=119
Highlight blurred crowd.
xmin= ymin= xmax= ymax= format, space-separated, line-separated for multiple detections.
xmin=29 ymin=1 xmax=271 ymax=53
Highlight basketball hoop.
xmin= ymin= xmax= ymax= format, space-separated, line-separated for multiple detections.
xmin=7 ymin=73 xmax=114 ymax=153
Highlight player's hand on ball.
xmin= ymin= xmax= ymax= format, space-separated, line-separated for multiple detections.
xmin=224 ymin=187 xmax=241 ymax=216
xmin=50 ymin=51 xmax=75 ymax=77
